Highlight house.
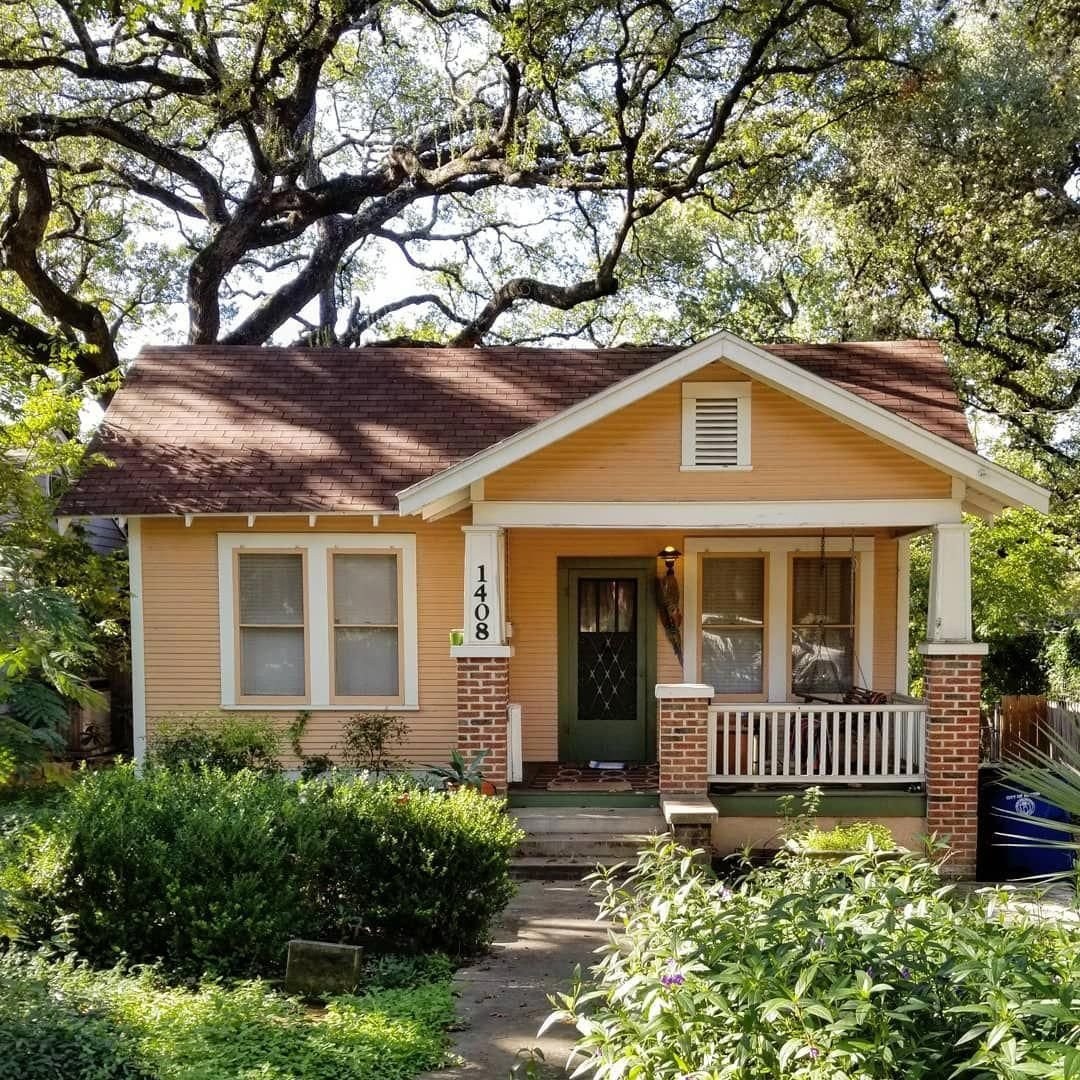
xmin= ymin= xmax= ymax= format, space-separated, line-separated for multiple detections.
xmin=59 ymin=332 xmax=1050 ymax=875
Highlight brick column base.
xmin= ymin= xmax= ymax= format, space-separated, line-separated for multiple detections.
xmin=921 ymin=647 xmax=985 ymax=878
xmin=456 ymin=656 xmax=509 ymax=792
xmin=656 ymin=684 xmax=714 ymax=796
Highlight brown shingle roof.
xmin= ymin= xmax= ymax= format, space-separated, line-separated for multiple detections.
xmin=61 ymin=339 xmax=974 ymax=516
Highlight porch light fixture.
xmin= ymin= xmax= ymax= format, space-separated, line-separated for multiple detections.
xmin=657 ymin=545 xmax=681 ymax=575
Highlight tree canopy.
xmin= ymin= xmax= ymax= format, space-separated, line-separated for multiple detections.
xmin=0 ymin=0 xmax=928 ymax=373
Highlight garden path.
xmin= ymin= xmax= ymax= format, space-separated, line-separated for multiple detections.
xmin=419 ymin=878 xmax=607 ymax=1079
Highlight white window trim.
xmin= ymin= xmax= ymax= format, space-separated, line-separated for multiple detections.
xmin=684 ymin=536 xmax=874 ymax=702
xmin=681 ymin=381 xmax=752 ymax=470
xmin=218 ymin=533 xmax=419 ymax=710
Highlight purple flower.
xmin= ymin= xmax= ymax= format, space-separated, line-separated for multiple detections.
xmin=807 ymin=1046 xmax=821 ymax=1059
xmin=661 ymin=962 xmax=686 ymax=987
xmin=900 ymin=967 xmax=912 ymax=980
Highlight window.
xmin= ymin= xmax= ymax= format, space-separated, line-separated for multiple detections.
xmin=236 ymin=552 xmax=307 ymax=699
xmin=219 ymin=534 xmax=418 ymax=709
xmin=791 ymin=556 xmax=855 ymax=695
xmin=701 ymin=556 xmax=764 ymax=695
xmin=681 ymin=382 xmax=751 ymax=468
xmin=331 ymin=552 xmax=401 ymax=701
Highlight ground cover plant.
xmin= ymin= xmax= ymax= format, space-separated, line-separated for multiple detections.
xmin=549 ymin=838 xmax=1080 ymax=1078
xmin=1 ymin=763 xmax=521 ymax=976
xmin=0 ymin=950 xmax=454 ymax=1080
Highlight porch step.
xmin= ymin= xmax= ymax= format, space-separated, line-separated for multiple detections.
xmin=511 ymin=806 xmax=665 ymax=835
xmin=511 ymin=855 xmax=630 ymax=881
xmin=517 ymin=831 xmax=661 ymax=860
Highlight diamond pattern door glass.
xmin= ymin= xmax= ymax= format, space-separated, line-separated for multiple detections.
xmin=578 ymin=579 xmax=637 ymax=723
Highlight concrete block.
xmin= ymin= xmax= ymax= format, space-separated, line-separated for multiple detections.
xmin=285 ymin=939 xmax=363 ymax=996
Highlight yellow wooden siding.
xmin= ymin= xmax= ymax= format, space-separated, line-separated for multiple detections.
xmin=485 ymin=362 xmax=952 ymax=502
xmin=140 ymin=514 xmax=465 ymax=764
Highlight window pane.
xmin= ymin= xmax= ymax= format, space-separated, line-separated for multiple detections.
xmin=335 ymin=627 xmax=399 ymax=697
xmin=616 ymin=581 xmax=635 ymax=633
xmin=792 ymin=627 xmax=854 ymax=694
xmin=702 ymin=557 xmax=764 ymax=626
xmin=597 ymin=580 xmax=616 ymax=633
xmin=578 ymin=581 xmax=597 ymax=633
xmin=792 ymin=557 xmax=853 ymax=626
xmin=238 ymin=553 xmax=303 ymax=625
xmin=334 ymin=554 xmax=398 ymax=625
xmin=240 ymin=626 xmax=305 ymax=696
xmin=703 ymin=628 xmax=763 ymax=695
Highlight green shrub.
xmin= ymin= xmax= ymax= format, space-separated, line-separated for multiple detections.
xmin=0 ymin=951 xmax=453 ymax=1080
xmin=148 ymin=712 xmax=282 ymax=772
xmin=307 ymin=780 xmax=522 ymax=956
xmin=9 ymin=765 xmax=521 ymax=975
xmin=550 ymin=838 xmax=1080 ymax=1078
xmin=802 ymin=820 xmax=894 ymax=852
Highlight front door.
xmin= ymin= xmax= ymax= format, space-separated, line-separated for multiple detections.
xmin=558 ymin=559 xmax=656 ymax=762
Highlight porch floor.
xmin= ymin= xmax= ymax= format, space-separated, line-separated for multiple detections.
xmin=515 ymin=761 xmax=660 ymax=794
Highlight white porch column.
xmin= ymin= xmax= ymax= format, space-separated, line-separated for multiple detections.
xmin=460 ymin=525 xmax=508 ymax=648
xmin=926 ymin=523 xmax=974 ymax=643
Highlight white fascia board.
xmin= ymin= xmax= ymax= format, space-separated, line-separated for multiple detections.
xmin=395 ymin=329 xmax=1050 ymax=516
xmin=472 ymin=499 xmax=963 ymax=530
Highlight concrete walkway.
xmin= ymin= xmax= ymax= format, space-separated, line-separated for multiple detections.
xmin=421 ymin=879 xmax=608 ymax=1079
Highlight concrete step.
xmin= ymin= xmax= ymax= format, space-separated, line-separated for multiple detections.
xmin=511 ymin=806 xmax=665 ymax=835
xmin=518 ymin=831 xmax=661 ymax=860
xmin=511 ymin=855 xmax=631 ymax=880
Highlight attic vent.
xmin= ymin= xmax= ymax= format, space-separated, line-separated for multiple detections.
xmin=681 ymin=382 xmax=751 ymax=469
xmin=693 ymin=398 xmax=739 ymax=466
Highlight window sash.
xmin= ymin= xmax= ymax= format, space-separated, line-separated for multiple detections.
xmin=235 ymin=550 xmax=308 ymax=701
xmin=790 ymin=556 xmax=856 ymax=694
xmin=329 ymin=550 xmax=403 ymax=702
xmin=700 ymin=555 xmax=765 ymax=696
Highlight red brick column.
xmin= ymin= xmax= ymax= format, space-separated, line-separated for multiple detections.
xmin=920 ymin=648 xmax=986 ymax=878
xmin=456 ymin=656 xmax=509 ymax=792
xmin=656 ymin=684 xmax=714 ymax=796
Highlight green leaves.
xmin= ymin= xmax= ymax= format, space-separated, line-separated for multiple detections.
xmin=552 ymin=837 xmax=1079 ymax=1078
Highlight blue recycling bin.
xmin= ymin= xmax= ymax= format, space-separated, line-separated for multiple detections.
xmin=991 ymin=790 xmax=1075 ymax=877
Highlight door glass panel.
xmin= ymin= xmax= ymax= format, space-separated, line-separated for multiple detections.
xmin=616 ymin=581 xmax=634 ymax=633
xmin=578 ymin=578 xmax=637 ymax=723
xmin=597 ymin=580 xmax=615 ymax=632
xmin=578 ymin=580 xmax=597 ymax=633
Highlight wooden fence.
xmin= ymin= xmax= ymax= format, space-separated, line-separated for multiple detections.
xmin=983 ymin=695 xmax=1080 ymax=761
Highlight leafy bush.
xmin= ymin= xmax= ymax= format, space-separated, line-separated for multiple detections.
xmin=148 ymin=712 xmax=282 ymax=772
xmin=802 ymin=821 xmax=894 ymax=852
xmin=0 ymin=951 xmax=453 ymax=1080
xmin=339 ymin=712 xmax=409 ymax=775
xmin=550 ymin=838 xmax=1080 ymax=1078
xmin=8 ymin=765 xmax=521 ymax=975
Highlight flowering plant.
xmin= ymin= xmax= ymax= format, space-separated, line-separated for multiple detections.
xmin=545 ymin=838 xmax=1078 ymax=1078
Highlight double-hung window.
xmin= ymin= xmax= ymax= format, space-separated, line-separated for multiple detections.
xmin=330 ymin=551 xmax=401 ymax=702
xmin=791 ymin=556 xmax=855 ymax=695
xmin=236 ymin=551 xmax=307 ymax=701
xmin=701 ymin=556 xmax=765 ymax=696
xmin=221 ymin=534 xmax=417 ymax=709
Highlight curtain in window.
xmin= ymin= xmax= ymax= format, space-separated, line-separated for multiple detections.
xmin=791 ymin=557 xmax=855 ymax=694
xmin=333 ymin=553 xmax=400 ymax=697
xmin=237 ymin=553 xmax=305 ymax=696
xmin=701 ymin=557 xmax=764 ymax=695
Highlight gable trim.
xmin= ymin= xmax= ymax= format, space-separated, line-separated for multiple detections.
xmin=395 ymin=331 xmax=1049 ymax=516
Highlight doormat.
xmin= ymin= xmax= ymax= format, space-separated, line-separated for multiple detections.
xmin=547 ymin=778 xmax=634 ymax=792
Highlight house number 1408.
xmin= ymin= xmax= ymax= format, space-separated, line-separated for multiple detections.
xmin=473 ymin=563 xmax=490 ymax=640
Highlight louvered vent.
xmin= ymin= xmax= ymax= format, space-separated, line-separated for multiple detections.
xmin=693 ymin=397 xmax=740 ymax=466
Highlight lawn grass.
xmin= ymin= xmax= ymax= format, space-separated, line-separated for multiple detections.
xmin=0 ymin=952 xmax=455 ymax=1080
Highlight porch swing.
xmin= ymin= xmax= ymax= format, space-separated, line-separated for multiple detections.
xmin=791 ymin=535 xmax=888 ymax=776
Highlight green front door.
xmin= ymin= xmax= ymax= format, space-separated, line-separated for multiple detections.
xmin=558 ymin=558 xmax=656 ymax=762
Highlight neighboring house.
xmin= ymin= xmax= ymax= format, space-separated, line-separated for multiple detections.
xmin=59 ymin=332 xmax=1050 ymax=875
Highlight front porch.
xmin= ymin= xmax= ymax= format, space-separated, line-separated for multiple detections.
xmin=448 ymin=513 xmax=984 ymax=873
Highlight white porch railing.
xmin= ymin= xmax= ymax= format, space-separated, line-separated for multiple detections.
xmin=708 ymin=702 xmax=927 ymax=784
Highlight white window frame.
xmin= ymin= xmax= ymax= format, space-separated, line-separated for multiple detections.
xmin=218 ymin=533 xmax=419 ymax=710
xmin=681 ymin=381 xmax=752 ymax=470
xmin=684 ymin=536 xmax=874 ymax=701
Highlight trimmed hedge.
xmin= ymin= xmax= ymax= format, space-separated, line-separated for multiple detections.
xmin=6 ymin=765 xmax=521 ymax=976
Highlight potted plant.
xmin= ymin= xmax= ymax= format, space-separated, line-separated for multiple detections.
xmin=426 ymin=749 xmax=497 ymax=795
